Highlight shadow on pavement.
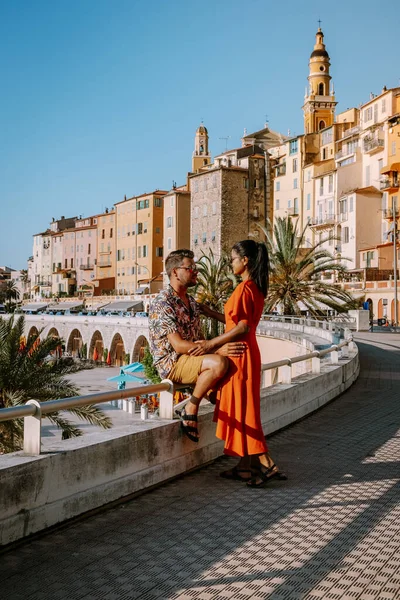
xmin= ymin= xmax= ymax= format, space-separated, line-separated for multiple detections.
xmin=1 ymin=338 xmax=400 ymax=599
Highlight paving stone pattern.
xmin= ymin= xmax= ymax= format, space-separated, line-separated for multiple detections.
xmin=1 ymin=332 xmax=400 ymax=600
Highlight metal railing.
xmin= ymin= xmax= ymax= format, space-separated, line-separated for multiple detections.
xmin=383 ymin=207 xmax=400 ymax=219
xmin=0 ymin=320 xmax=356 ymax=456
xmin=363 ymin=138 xmax=384 ymax=152
xmin=309 ymin=214 xmax=336 ymax=227
xmin=340 ymin=125 xmax=360 ymax=139
xmin=0 ymin=383 xmax=170 ymax=455
xmin=260 ymin=314 xmax=356 ymax=332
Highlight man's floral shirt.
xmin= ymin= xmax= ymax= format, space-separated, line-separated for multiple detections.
xmin=149 ymin=285 xmax=203 ymax=379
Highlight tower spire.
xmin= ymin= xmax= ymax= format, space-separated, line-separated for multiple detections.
xmin=302 ymin=26 xmax=337 ymax=134
xmin=192 ymin=123 xmax=211 ymax=173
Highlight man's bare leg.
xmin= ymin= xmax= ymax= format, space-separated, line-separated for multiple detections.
xmin=181 ymin=354 xmax=229 ymax=440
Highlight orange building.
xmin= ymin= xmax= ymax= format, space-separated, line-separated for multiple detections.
xmin=114 ymin=190 xmax=166 ymax=295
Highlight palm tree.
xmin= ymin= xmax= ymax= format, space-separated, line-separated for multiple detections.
xmin=0 ymin=315 xmax=112 ymax=453
xmin=261 ymin=217 xmax=356 ymax=316
xmin=195 ymin=249 xmax=237 ymax=337
xmin=4 ymin=280 xmax=20 ymax=306
xmin=20 ymin=269 xmax=29 ymax=284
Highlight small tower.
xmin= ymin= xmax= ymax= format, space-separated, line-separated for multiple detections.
xmin=192 ymin=123 xmax=211 ymax=173
xmin=303 ymin=27 xmax=337 ymax=134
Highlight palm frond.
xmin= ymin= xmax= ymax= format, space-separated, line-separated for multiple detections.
xmin=258 ymin=217 xmax=356 ymax=316
xmin=0 ymin=315 xmax=112 ymax=453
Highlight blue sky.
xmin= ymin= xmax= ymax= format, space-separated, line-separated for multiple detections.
xmin=1 ymin=0 xmax=399 ymax=269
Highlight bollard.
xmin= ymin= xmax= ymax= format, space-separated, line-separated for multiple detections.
xmin=344 ymin=327 xmax=351 ymax=340
xmin=349 ymin=340 xmax=356 ymax=351
xmin=159 ymin=379 xmax=175 ymax=419
xmin=23 ymin=400 xmax=42 ymax=455
xmin=341 ymin=345 xmax=349 ymax=358
xmin=312 ymin=356 xmax=321 ymax=374
xmin=280 ymin=360 xmax=292 ymax=384
xmin=330 ymin=349 xmax=339 ymax=364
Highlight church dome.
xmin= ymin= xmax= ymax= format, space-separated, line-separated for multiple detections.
xmin=196 ymin=124 xmax=208 ymax=134
xmin=310 ymin=49 xmax=329 ymax=59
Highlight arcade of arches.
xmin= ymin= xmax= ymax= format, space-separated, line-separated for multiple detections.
xmin=23 ymin=320 xmax=150 ymax=367
xmin=366 ymin=297 xmax=400 ymax=323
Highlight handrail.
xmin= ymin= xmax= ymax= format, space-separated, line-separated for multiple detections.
xmin=260 ymin=314 xmax=356 ymax=335
xmin=0 ymin=382 xmax=170 ymax=423
xmin=0 ymin=321 xmax=355 ymax=455
xmin=261 ymin=339 xmax=350 ymax=372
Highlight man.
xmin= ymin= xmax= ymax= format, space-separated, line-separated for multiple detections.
xmin=149 ymin=249 xmax=244 ymax=442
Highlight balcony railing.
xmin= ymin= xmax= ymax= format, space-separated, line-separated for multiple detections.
xmin=80 ymin=263 xmax=95 ymax=270
xmin=98 ymin=261 xmax=112 ymax=268
xmin=309 ymin=214 xmax=336 ymax=229
xmin=338 ymin=212 xmax=348 ymax=223
xmin=363 ymin=138 xmax=384 ymax=153
xmin=287 ymin=207 xmax=299 ymax=217
xmin=275 ymin=163 xmax=286 ymax=176
xmin=341 ymin=125 xmax=360 ymax=140
xmin=382 ymin=208 xmax=400 ymax=220
xmin=36 ymin=280 xmax=51 ymax=287
xmin=380 ymin=176 xmax=399 ymax=190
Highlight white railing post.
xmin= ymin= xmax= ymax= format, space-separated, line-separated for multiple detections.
xmin=349 ymin=339 xmax=356 ymax=351
xmin=341 ymin=345 xmax=349 ymax=358
xmin=312 ymin=356 xmax=321 ymax=374
xmin=344 ymin=327 xmax=351 ymax=340
xmin=159 ymin=379 xmax=175 ymax=419
xmin=280 ymin=360 xmax=292 ymax=384
xmin=330 ymin=347 xmax=339 ymax=364
xmin=23 ymin=400 xmax=42 ymax=455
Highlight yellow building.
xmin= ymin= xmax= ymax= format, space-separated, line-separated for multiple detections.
xmin=303 ymin=27 xmax=337 ymax=134
xmin=114 ymin=190 xmax=166 ymax=295
xmin=381 ymin=104 xmax=400 ymax=218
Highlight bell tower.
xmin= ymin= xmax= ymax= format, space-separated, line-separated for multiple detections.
xmin=303 ymin=27 xmax=337 ymax=134
xmin=192 ymin=123 xmax=211 ymax=173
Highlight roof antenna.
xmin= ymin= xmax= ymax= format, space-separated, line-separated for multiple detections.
xmin=219 ymin=136 xmax=231 ymax=151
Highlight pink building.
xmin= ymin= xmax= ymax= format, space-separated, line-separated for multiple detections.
xmin=74 ymin=217 xmax=97 ymax=293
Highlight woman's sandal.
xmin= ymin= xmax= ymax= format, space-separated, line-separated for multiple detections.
xmin=246 ymin=464 xmax=288 ymax=488
xmin=179 ymin=407 xmax=199 ymax=443
xmin=220 ymin=466 xmax=252 ymax=482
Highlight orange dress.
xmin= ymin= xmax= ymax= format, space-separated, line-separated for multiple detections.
xmin=214 ymin=279 xmax=268 ymax=457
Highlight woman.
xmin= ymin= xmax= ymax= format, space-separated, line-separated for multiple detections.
xmin=197 ymin=240 xmax=286 ymax=487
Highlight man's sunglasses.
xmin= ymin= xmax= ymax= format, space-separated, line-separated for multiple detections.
xmin=177 ymin=266 xmax=198 ymax=273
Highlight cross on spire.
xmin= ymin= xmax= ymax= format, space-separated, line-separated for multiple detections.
xmin=318 ymin=18 xmax=322 ymax=29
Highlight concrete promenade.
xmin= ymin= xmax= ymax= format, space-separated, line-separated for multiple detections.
xmin=1 ymin=333 xmax=400 ymax=600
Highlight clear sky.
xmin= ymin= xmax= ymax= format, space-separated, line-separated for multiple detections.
xmin=1 ymin=0 xmax=399 ymax=269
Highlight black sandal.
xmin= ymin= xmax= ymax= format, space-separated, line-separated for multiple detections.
xmin=179 ymin=408 xmax=199 ymax=443
xmin=220 ymin=466 xmax=252 ymax=482
xmin=247 ymin=464 xmax=288 ymax=488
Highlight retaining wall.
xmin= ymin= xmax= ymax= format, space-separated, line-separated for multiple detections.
xmin=0 ymin=334 xmax=359 ymax=547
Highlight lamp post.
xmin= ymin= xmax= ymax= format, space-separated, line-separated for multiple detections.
xmin=135 ymin=263 xmax=150 ymax=294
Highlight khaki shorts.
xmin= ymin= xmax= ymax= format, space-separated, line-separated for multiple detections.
xmin=168 ymin=354 xmax=204 ymax=385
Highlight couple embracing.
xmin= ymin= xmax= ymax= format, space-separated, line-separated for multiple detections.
xmin=149 ymin=241 xmax=286 ymax=488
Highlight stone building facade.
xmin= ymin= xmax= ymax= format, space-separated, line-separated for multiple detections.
xmin=190 ymin=148 xmax=268 ymax=259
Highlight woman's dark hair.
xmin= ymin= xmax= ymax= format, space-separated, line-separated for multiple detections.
xmin=232 ymin=240 xmax=269 ymax=297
